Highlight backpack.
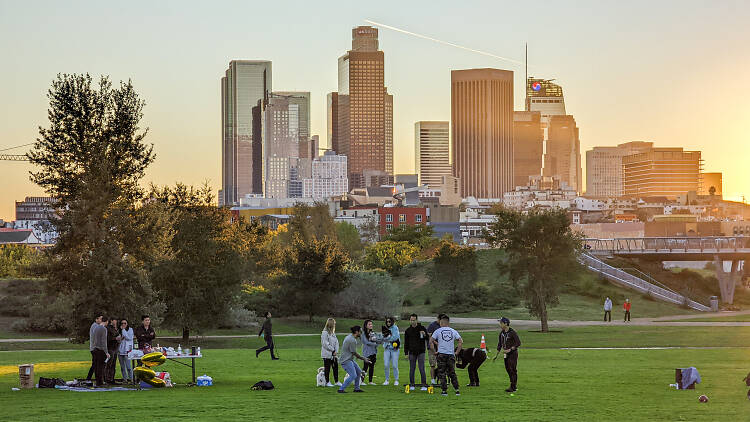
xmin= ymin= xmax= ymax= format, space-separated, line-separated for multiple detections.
xmin=38 ymin=377 xmax=65 ymax=388
xmin=251 ymin=380 xmax=274 ymax=390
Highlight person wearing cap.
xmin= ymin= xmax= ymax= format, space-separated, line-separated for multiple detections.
xmin=623 ymin=298 xmax=632 ymax=322
xmin=494 ymin=317 xmax=521 ymax=393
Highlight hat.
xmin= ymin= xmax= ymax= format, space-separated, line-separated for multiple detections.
xmin=499 ymin=317 xmax=510 ymax=325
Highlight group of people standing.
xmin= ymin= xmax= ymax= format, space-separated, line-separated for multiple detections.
xmin=603 ymin=297 xmax=632 ymax=322
xmin=87 ymin=313 xmax=156 ymax=387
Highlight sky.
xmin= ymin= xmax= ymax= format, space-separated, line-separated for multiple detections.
xmin=1 ymin=0 xmax=749 ymax=221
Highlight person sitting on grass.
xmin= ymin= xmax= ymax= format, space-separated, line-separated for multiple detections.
xmin=338 ymin=325 xmax=370 ymax=394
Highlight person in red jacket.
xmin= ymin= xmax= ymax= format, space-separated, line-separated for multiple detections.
xmin=623 ymin=298 xmax=632 ymax=322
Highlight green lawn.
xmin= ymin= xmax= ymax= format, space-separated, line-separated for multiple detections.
xmin=2 ymin=326 xmax=750 ymax=421
xmin=663 ymin=314 xmax=750 ymax=323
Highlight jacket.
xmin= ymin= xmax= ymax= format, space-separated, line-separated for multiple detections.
xmin=320 ymin=330 xmax=339 ymax=359
xmin=106 ymin=324 xmax=119 ymax=351
xmin=118 ymin=327 xmax=134 ymax=355
xmin=498 ymin=328 xmax=521 ymax=356
xmin=604 ymin=298 xmax=613 ymax=311
xmin=404 ymin=324 xmax=428 ymax=355
xmin=91 ymin=324 xmax=107 ymax=352
xmin=258 ymin=318 xmax=273 ymax=338
xmin=384 ymin=324 xmax=400 ymax=351
xmin=134 ymin=324 xmax=156 ymax=349
xmin=623 ymin=302 xmax=631 ymax=311
xmin=361 ymin=329 xmax=380 ymax=357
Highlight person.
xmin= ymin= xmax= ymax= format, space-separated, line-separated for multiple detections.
xmin=256 ymin=311 xmax=278 ymax=360
xmin=134 ymin=315 xmax=156 ymax=349
xmin=603 ymin=297 xmax=613 ymax=322
xmin=338 ymin=325 xmax=370 ymax=393
xmin=118 ymin=318 xmax=134 ymax=382
xmin=320 ymin=318 xmax=341 ymax=387
xmin=404 ymin=313 xmax=428 ymax=391
xmin=429 ymin=314 xmax=462 ymax=396
xmin=455 ymin=347 xmax=487 ymax=387
xmin=494 ymin=317 xmax=521 ymax=392
xmin=382 ymin=316 xmax=400 ymax=385
xmin=361 ymin=319 xmax=381 ymax=385
xmin=623 ymin=298 xmax=631 ymax=322
xmin=105 ymin=317 xmax=119 ymax=383
xmin=86 ymin=314 xmax=103 ymax=382
xmin=426 ymin=313 xmax=443 ymax=385
xmin=88 ymin=314 xmax=109 ymax=387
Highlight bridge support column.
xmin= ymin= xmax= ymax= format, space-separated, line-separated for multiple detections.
xmin=714 ymin=256 xmax=743 ymax=305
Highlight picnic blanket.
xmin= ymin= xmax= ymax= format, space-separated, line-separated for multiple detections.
xmin=54 ymin=385 xmax=138 ymax=392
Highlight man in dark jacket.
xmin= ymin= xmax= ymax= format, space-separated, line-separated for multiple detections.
xmin=134 ymin=315 xmax=156 ymax=349
xmin=404 ymin=313 xmax=429 ymax=390
xmin=456 ymin=347 xmax=487 ymax=387
xmin=256 ymin=311 xmax=278 ymax=360
xmin=105 ymin=317 xmax=120 ymax=383
xmin=494 ymin=317 xmax=521 ymax=392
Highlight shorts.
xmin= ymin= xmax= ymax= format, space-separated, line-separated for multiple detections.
xmin=428 ymin=348 xmax=437 ymax=367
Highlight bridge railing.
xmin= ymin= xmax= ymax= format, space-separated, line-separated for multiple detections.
xmin=583 ymin=236 xmax=750 ymax=253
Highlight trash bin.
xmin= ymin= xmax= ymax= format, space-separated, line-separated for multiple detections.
xmin=18 ymin=364 xmax=34 ymax=389
xmin=709 ymin=296 xmax=719 ymax=312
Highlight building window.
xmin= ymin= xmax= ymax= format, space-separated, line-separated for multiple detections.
xmin=385 ymin=214 xmax=393 ymax=222
xmin=415 ymin=214 xmax=423 ymax=223
xmin=386 ymin=224 xmax=392 ymax=231
xmin=399 ymin=214 xmax=406 ymax=223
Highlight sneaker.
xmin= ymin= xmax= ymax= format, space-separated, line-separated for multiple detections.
xmin=337 ymin=389 xmax=346 ymax=394
xmin=441 ymin=391 xmax=448 ymax=396
xmin=420 ymin=386 xmax=428 ymax=391
xmin=271 ymin=357 xmax=279 ymax=360
xmin=505 ymin=387 xmax=516 ymax=392
xmin=382 ymin=381 xmax=389 ymax=386
xmin=466 ymin=383 xmax=476 ymax=387
xmin=255 ymin=350 xmax=260 ymax=358
xmin=409 ymin=385 xmax=415 ymax=391
xmin=455 ymin=391 xmax=460 ymax=396
xmin=369 ymin=382 xmax=377 ymax=386
xmin=394 ymin=380 xmax=399 ymax=386
xmin=430 ymin=379 xmax=436 ymax=385
xmin=335 ymin=382 xmax=342 ymax=386
xmin=325 ymin=382 xmax=334 ymax=387
xmin=353 ymin=389 xmax=365 ymax=393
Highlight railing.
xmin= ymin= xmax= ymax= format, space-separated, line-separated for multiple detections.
xmin=583 ymin=236 xmax=750 ymax=254
xmin=578 ymin=253 xmax=711 ymax=312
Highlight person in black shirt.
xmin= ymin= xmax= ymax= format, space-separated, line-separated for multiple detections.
xmin=456 ymin=347 xmax=487 ymax=387
xmin=404 ymin=313 xmax=429 ymax=390
xmin=105 ymin=317 xmax=120 ymax=383
xmin=426 ymin=314 xmax=443 ymax=385
xmin=134 ymin=315 xmax=156 ymax=350
xmin=256 ymin=311 xmax=278 ymax=360
xmin=494 ymin=317 xmax=521 ymax=392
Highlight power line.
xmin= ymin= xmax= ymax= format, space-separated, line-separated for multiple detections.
xmin=0 ymin=142 xmax=34 ymax=152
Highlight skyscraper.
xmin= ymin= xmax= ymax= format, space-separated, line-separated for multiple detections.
xmin=415 ymin=121 xmax=451 ymax=188
xmin=544 ymin=115 xmax=582 ymax=194
xmin=273 ymin=91 xmax=310 ymax=142
xmin=512 ymin=111 xmax=543 ymax=188
xmin=623 ymin=147 xmax=702 ymax=199
xmin=302 ymin=151 xmax=349 ymax=199
xmin=327 ymin=92 xmax=339 ymax=153
xmin=221 ymin=60 xmax=272 ymax=206
xmin=586 ymin=141 xmax=653 ymax=197
xmin=525 ymin=77 xmax=566 ymax=117
xmin=264 ymin=95 xmax=301 ymax=199
xmin=451 ymin=68 xmax=514 ymax=199
xmin=333 ymin=26 xmax=393 ymax=189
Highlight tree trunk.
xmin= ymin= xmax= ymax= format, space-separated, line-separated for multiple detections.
xmin=182 ymin=327 xmax=190 ymax=342
xmin=540 ymin=301 xmax=549 ymax=333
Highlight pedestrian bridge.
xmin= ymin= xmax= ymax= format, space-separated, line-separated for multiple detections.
xmin=583 ymin=236 xmax=750 ymax=260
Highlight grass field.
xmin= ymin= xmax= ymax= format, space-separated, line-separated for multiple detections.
xmin=664 ymin=314 xmax=750 ymax=323
xmin=2 ymin=327 xmax=750 ymax=421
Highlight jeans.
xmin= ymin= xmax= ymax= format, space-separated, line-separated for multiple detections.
xmin=362 ymin=354 xmax=377 ymax=382
xmin=340 ymin=360 xmax=362 ymax=391
xmin=118 ymin=355 xmax=133 ymax=381
xmin=383 ymin=348 xmax=399 ymax=382
xmin=323 ymin=358 xmax=339 ymax=383
xmin=408 ymin=352 xmax=427 ymax=387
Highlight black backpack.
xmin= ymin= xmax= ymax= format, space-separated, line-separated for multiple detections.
xmin=38 ymin=377 xmax=65 ymax=388
xmin=251 ymin=380 xmax=274 ymax=390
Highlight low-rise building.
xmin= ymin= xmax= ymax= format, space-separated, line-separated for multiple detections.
xmin=378 ymin=206 xmax=427 ymax=236
xmin=0 ymin=228 xmax=42 ymax=245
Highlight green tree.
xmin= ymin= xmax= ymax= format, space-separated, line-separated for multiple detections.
xmin=0 ymin=245 xmax=40 ymax=278
xmin=485 ymin=207 xmax=582 ymax=332
xmin=363 ymin=240 xmax=419 ymax=275
xmin=428 ymin=240 xmax=479 ymax=310
xmin=383 ymin=224 xmax=436 ymax=250
xmin=284 ymin=203 xmax=337 ymax=243
xmin=27 ymin=74 xmax=157 ymax=340
xmin=336 ymin=221 xmax=364 ymax=260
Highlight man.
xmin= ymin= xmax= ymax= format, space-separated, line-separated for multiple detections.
xmin=429 ymin=314 xmax=462 ymax=396
xmin=256 ymin=311 xmax=278 ymax=360
xmin=623 ymin=298 xmax=631 ymax=322
xmin=89 ymin=315 xmax=109 ymax=387
xmin=456 ymin=347 xmax=487 ymax=387
xmin=338 ymin=325 xmax=370 ymax=393
xmin=86 ymin=314 xmax=103 ymax=382
xmin=404 ymin=313 xmax=429 ymax=391
xmin=603 ymin=297 xmax=612 ymax=322
xmin=134 ymin=315 xmax=156 ymax=349
xmin=105 ymin=317 xmax=120 ymax=383
xmin=494 ymin=317 xmax=521 ymax=392
xmin=426 ymin=313 xmax=443 ymax=385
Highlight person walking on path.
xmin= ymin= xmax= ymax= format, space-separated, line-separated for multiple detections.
xmin=404 ymin=314 xmax=429 ymax=391
xmin=361 ymin=319 xmax=382 ymax=385
xmin=603 ymin=297 xmax=613 ymax=322
xmin=256 ymin=311 xmax=278 ymax=360
xmin=118 ymin=318 xmax=134 ymax=382
xmin=426 ymin=314 xmax=442 ymax=385
xmin=105 ymin=317 xmax=120 ymax=383
xmin=321 ymin=318 xmax=341 ymax=387
xmin=494 ymin=317 xmax=521 ymax=393
xmin=134 ymin=315 xmax=156 ymax=350
xmin=382 ymin=317 xmax=400 ymax=385
xmin=337 ymin=325 xmax=370 ymax=394
xmin=623 ymin=298 xmax=632 ymax=322
xmin=429 ymin=314 xmax=462 ymax=397
xmin=456 ymin=347 xmax=487 ymax=387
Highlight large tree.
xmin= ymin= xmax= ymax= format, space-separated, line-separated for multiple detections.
xmin=363 ymin=240 xmax=419 ymax=275
xmin=27 ymin=74 xmax=157 ymax=340
xmin=428 ymin=240 xmax=478 ymax=310
xmin=485 ymin=207 xmax=582 ymax=332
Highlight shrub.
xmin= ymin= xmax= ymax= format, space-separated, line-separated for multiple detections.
xmin=220 ymin=307 xmax=258 ymax=329
xmin=423 ymin=297 xmax=431 ymax=305
xmin=363 ymin=241 xmax=419 ymax=275
xmin=402 ymin=298 xmax=413 ymax=307
xmin=334 ymin=270 xmax=403 ymax=319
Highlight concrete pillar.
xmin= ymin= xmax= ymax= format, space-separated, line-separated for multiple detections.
xmin=714 ymin=256 xmax=743 ymax=305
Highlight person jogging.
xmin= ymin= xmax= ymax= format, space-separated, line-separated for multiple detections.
xmin=337 ymin=326 xmax=370 ymax=394
xmin=429 ymin=314 xmax=462 ymax=396
xmin=256 ymin=311 xmax=279 ymax=360
xmin=455 ymin=347 xmax=487 ymax=387
xmin=494 ymin=317 xmax=521 ymax=393
xmin=623 ymin=298 xmax=631 ymax=322
xmin=603 ymin=297 xmax=613 ymax=322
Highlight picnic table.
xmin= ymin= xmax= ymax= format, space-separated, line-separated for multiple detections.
xmin=128 ymin=350 xmax=202 ymax=387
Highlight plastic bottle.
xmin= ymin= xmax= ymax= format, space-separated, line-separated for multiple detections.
xmin=177 ymin=344 xmax=182 ymax=355
xmin=197 ymin=347 xmax=201 ymax=356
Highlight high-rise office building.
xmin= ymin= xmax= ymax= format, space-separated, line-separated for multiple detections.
xmin=273 ymin=91 xmax=310 ymax=142
xmin=544 ymin=115 xmax=582 ymax=194
xmin=302 ymin=151 xmax=349 ymax=199
xmin=623 ymin=147 xmax=702 ymax=199
xmin=512 ymin=111 xmax=544 ymax=188
xmin=415 ymin=121 xmax=451 ymax=188
xmin=327 ymin=92 xmax=339 ymax=153
xmin=585 ymin=141 xmax=653 ymax=197
xmin=333 ymin=26 xmax=394 ymax=189
xmin=221 ymin=60 xmax=272 ymax=206
xmin=451 ymin=68 xmax=514 ymax=199
xmin=526 ymin=77 xmax=566 ymax=118
xmin=264 ymin=96 xmax=300 ymax=199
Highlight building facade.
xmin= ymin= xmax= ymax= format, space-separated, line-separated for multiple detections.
xmin=378 ymin=206 xmax=427 ymax=235
xmin=302 ymin=151 xmax=349 ymax=199
xmin=525 ymin=77 xmax=566 ymax=117
xmin=623 ymin=147 xmax=702 ymax=199
xmin=512 ymin=111 xmax=543 ymax=188
xmin=14 ymin=196 xmax=57 ymax=244
xmin=700 ymin=172 xmax=722 ymax=197
xmin=415 ymin=121 xmax=451 ymax=188
xmin=543 ymin=115 xmax=582 ymax=194
xmin=221 ymin=60 xmax=272 ymax=206
xmin=264 ymin=96 xmax=301 ymax=199
xmin=585 ymin=141 xmax=654 ymax=197
xmin=451 ymin=68 xmax=514 ymax=199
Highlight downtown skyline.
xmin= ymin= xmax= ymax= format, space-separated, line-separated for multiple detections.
xmin=1 ymin=1 xmax=749 ymax=220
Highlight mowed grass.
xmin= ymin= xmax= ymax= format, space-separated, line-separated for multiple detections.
xmin=663 ymin=314 xmax=750 ymax=323
xmin=2 ymin=328 xmax=750 ymax=421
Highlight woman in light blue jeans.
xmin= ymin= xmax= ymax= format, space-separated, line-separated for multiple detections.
xmin=382 ymin=317 xmax=400 ymax=385
xmin=118 ymin=319 xmax=134 ymax=382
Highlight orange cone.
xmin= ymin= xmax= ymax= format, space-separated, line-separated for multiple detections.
xmin=480 ymin=334 xmax=486 ymax=350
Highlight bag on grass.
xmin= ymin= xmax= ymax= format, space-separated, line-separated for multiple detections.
xmin=743 ymin=372 xmax=750 ymax=386
xmin=38 ymin=377 xmax=65 ymax=388
xmin=251 ymin=380 xmax=274 ymax=390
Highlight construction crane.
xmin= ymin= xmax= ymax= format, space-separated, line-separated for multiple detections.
xmin=0 ymin=154 xmax=28 ymax=161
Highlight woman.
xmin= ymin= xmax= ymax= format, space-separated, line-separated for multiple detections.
xmin=361 ymin=319 xmax=381 ymax=385
xmin=320 ymin=318 xmax=341 ymax=387
xmin=117 ymin=318 xmax=134 ymax=382
xmin=382 ymin=316 xmax=400 ymax=385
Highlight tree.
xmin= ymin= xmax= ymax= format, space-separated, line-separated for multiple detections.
xmin=363 ymin=240 xmax=419 ymax=275
xmin=278 ymin=235 xmax=350 ymax=321
xmin=334 ymin=270 xmax=402 ymax=318
xmin=27 ymin=74 xmax=157 ymax=340
xmin=336 ymin=221 xmax=364 ymax=260
xmin=428 ymin=240 xmax=479 ymax=310
xmin=284 ymin=203 xmax=337 ymax=243
xmin=383 ymin=224 xmax=436 ymax=250
xmin=485 ymin=207 xmax=582 ymax=332
xmin=0 ymin=245 xmax=40 ymax=278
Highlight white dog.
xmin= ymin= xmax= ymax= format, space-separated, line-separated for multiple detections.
xmin=316 ymin=367 xmax=327 ymax=387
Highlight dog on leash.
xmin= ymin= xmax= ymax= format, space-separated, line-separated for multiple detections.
xmin=316 ymin=367 xmax=327 ymax=387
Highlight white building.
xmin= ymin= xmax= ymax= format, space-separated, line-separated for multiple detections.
xmin=302 ymin=151 xmax=348 ymax=199
xmin=503 ymin=176 xmax=577 ymax=210
xmin=585 ymin=141 xmax=653 ymax=197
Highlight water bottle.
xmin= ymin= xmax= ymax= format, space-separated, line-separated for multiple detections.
xmin=197 ymin=347 xmax=201 ymax=356
xmin=177 ymin=344 xmax=182 ymax=355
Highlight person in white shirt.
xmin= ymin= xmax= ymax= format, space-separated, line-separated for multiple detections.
xmin=320 ymin=318 xmax=341 ymax=387
xmin=429 ymin=315 xmax=463 ymax=396
xmin=117 ymin=318 xmax=134 ymax=382
xmin=604 ymin=297 xmax=613 ymax=322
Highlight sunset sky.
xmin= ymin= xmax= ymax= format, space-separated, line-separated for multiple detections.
xmin=1 ymin=0 xmax=748 ymax=221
